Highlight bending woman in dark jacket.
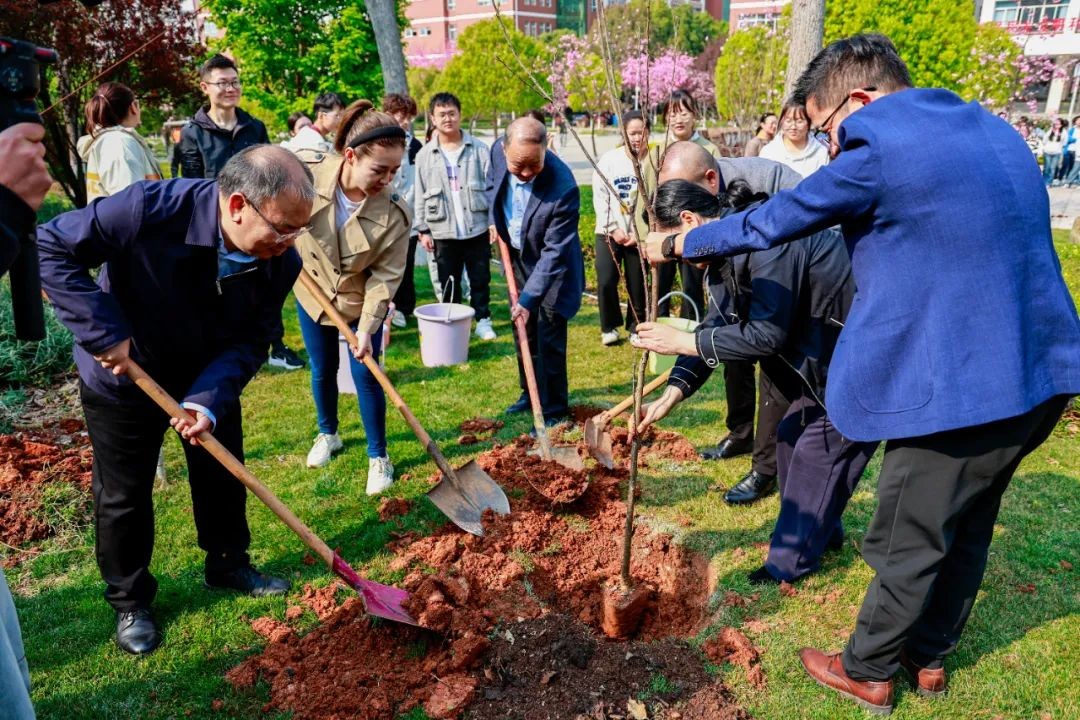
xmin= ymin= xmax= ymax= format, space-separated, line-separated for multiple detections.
xmin=633 ymin=179 xmax=878 ymax=584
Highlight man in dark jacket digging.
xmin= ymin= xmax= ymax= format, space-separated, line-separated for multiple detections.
xmin=634 ymin=177 xmax=877 ymax=585
xmin=37 ymin=146 xmax=314 ymax=656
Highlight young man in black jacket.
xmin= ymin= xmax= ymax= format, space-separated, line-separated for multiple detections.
xmin=180 ymin=53 xmax=305 ymax=371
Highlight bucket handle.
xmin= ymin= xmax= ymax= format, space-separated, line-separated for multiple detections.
xmin=440 ymin=276 xmax=455 ymax=323
xmin=657 ymin=291 xmax=701 ymax=324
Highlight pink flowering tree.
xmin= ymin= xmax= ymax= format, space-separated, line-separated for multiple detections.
xmin=620 ymin=49 xmax=714 ymax=111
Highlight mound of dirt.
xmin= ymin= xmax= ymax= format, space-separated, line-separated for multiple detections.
xmin=702 ymin=627 xmax=766 ymax=689
xmin=459 ymin=417 xmax=504 ymax=435
xmin=228 ymin=432 xmax=747 ymax=720
xmin=609 ymin=426 xmax=701 ymax=464
xmin=377 ymin=497 xmax=412 ymax=522
xmin=0 ymin=418 xmax=93 ymax=563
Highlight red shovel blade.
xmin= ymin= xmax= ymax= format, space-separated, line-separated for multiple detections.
xmin=332 ymin=553 xmax=417 ymax=626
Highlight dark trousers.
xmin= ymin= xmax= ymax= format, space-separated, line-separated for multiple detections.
xmin=296 ymin=302 xmax=386 ymax=458
xmin=657 ymin=260 xmax=705 ymax=320
xmin=723 ymin=363 xmax=788 ymax=477
xmin=842 ymin=394 xmax=1070 ymax=681
xmin=594 ymin=234 xmax=647 ymax=333
xmin=435 ymin=233 xmax=491 ymax=319
xmin=509 ymin=249 xmax=570 ymax=419
xmin=767 ymin=395 xmax=877 ymax=581
xmin=392 ymin=234 xmax=420 ymax=316
xmin=80 ymin=380 xmax=251 ymax=612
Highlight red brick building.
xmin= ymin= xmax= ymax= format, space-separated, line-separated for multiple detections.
xmin=404 ymin=0 xmax=560 ymax=66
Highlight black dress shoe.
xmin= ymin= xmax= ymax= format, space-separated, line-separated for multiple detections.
xmin=205 ymin=565 xmax=291 ymax=597
xmin=827 ymin=530 xmax=845 ymax=552
xmin=747 ymin=566 xmax=781 ymax=585
xmin=116 ymin=607 xmax=162 ymax=655
xmin=699 ymin=434 xmax=753 ymax=460
xmin=723 ymin=470 xmax=778 ymax=505
xmin=505 ymin=395 xmax=531 ymax=414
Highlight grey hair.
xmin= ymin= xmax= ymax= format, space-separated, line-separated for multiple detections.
xmin=217 ymin=145 xmax=315 ymax=205
xmin=505 ymin=117 xmax=547 ymax=147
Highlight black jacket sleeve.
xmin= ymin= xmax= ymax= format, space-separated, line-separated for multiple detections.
xmin=178 ymin=125 xmax=205 ymax=179
xmin=0 ymin=184 xmax=35 ymax=277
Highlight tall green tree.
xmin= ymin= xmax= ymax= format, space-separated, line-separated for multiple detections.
xmin=436 ymin=20 xmax=548 ymax=123
xmin=958 ymin=23 xmax=1024 ymax=111
xmin=825 ymin=0 xmax=978 ymax=90
xmin=201 ymin=0 xmax=385 ymax=133
xmin=714 ymin=23 xmax=788 ymax=128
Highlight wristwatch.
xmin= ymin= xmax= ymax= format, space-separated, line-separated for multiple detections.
xmin=661 ymin=233 xmax=680 ymax=259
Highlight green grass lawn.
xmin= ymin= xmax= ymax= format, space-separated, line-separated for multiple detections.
xmin=6 ymin=239 xmax=1079 ymax=720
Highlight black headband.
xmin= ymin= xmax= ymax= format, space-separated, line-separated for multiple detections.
xmin=347 ymin=125 xmax=406 ymax=149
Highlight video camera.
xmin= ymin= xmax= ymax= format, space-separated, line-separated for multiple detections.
xmin=0 ymin=36 xmax=57 ymax=341
xmin=1 ymin=0 xmax=101 ymax=341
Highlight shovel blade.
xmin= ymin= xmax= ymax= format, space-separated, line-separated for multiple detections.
xmin=332 ymin=553 xmax=417 ymax=626
xmin=584 ymin=416 xmax=615 ymax=469
xmin=426 ymin=460 xmax=510 ymax=536
xmin=529 ymin=444 xmax=586 ymax=472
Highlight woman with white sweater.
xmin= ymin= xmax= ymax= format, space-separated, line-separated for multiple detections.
xmin=592 ymin=110 xmax=650 ymax=346
xmin=759 ymin=101 xmax=829 ymax=179
xmin=78 ymin=82 xmax=161 ymax=201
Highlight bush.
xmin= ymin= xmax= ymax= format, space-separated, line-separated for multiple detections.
xmin=0 ymin=277 xmax=74 ymax=388
xmin=37 ymin=193 xmax=74 ymax=224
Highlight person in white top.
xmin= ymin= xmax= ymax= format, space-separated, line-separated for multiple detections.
xmin=77 ymin=82 xmax=161 ymax=202
xmin=592 ymin=110 xmax=650 ymax=346
xmin=281 ymin=92 xmax=344 ymax=164
xmin=759 ymin=101 xmax=830 ymax=178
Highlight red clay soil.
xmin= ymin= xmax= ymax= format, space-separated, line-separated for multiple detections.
xmin=608 ymin=426 xmax=701 ymax=464
xmin=702 ymin=627 xmax=767 ymax=690
xmin=377 ymin=496 xmax=413 ymax=522
xmin=228 ymin=434 xmax=749 ymax=719
xmin=459 ymin=417 xmax=504 ymax=435
xmin=569 ymin=404 xmax=609 ymax=424
xmin=0 ymin=418 xmax=92 ymax=563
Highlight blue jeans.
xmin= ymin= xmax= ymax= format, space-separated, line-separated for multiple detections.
xmin=297 ymin=301 xmax=386 ymax=458
xmin=1043 ymin=153 xmax=1062 ymax=184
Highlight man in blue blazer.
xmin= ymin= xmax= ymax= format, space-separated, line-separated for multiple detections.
xmin=487 ymin=118 xmax=585 ymax=421
xmin=647 ymin=35 xmax=1080 ymax=713
xmin=38 ymin=146 xmax=314 ymax=656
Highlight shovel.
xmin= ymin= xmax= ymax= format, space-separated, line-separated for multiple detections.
xmin=297 ymin=270 xmax=510 ymax=537
xmin=495 ymin=237 xmax=586 ymax=483
xmin=584 ymin=369 xmax=671 ymax=469
xmin=124 ymin=359 xmax=416 ymax=626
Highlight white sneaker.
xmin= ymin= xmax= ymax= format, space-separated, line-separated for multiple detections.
xmin=391 ymin=310 xmax=407 ymax=328
xmin=306 ymin=433 xmax=343 ymax=468
xmin=475 ymin=317 xmax=497 ymax=341
xmin=366 ymin=456 xmax=395 ymax=495
xmin=601 ymin=330 xmax=619 ymax=346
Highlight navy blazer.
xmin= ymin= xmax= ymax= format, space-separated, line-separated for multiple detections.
xmin=487 ymin=141 xmax=584 ymax=319
xmin=37 ymin=179 xmax=301 ymax=424
xmin=682 ymin=88 xmax=1080 ymax=441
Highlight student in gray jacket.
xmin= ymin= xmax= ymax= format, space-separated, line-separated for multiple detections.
xmin=413 ymin=93 xmax=497 ymax=341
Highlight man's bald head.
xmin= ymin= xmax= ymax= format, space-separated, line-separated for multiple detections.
xmin=504 ymin=117 xmax=547 ymax=181
xmin=658 ymin=141 xmax=718 ymax=190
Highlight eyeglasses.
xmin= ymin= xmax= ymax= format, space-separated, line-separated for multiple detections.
xmin=810 ymin=87 xmax=875 ymax=146
xmin=245 ymin=197 xmax=310 ymax=244
xmin=206 ymin=80 xmax=242 ymax=90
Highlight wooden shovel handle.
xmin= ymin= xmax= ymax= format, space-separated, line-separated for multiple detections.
xmin=598 ymin=369 xmax=672 ymax=425
xmin=125 ymin=359 xmax=335 ymax=568
xmin=296 ymin=270 xmax=461 ymax=484
xmin=494 ymin=236 xmax=554 ymax=460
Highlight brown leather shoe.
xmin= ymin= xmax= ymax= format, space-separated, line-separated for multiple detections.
xmin=799 ymin=648 xmax=894 ymax=715
xmin=899 ymin=651 xmax=947 ymax=697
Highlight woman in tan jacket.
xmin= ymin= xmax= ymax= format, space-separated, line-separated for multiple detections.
xmin=293 ymin=100 xmax=410 ymax=494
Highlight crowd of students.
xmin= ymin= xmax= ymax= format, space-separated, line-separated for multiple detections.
xmin=6 ymin=33 xmax=1077 ymax=719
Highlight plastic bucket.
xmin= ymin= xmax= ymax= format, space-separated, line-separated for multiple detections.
xmin=337 ymin=335 xmax=357 ymax=395
xmin=415 ymin=302 xmax=475 ymax=366
xmin=648 ymin=292 xmax=700 ymax=375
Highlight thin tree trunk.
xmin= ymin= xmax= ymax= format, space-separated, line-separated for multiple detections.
xmin=784 ymin=0 xmax=826 ymax=100
xmin=367 ymin=0 xmax=407 ymax=94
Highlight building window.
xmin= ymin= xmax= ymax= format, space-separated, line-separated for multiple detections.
xmin=449 ymin=24 xmax=457 ymax=41
xmin=448 ymin=0 xmax=455 ymax=7
xmin=737 ymin=12 xmax=781 ymax=30
xmin=403 ymin=28 xmax=414 ymax=37
xmin=419 ymin=27 xmax=432 ymax=37
xmin=994 ymin=0 xmax=1069 ymax=33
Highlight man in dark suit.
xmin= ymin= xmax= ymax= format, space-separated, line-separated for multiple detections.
xmin=648 ymin=34 xmax=1080 ymax=713
xmin=487 ymin=117 xmax=585 ymax=421
xmin=38 ymin=146 xmax=314 ymax=656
